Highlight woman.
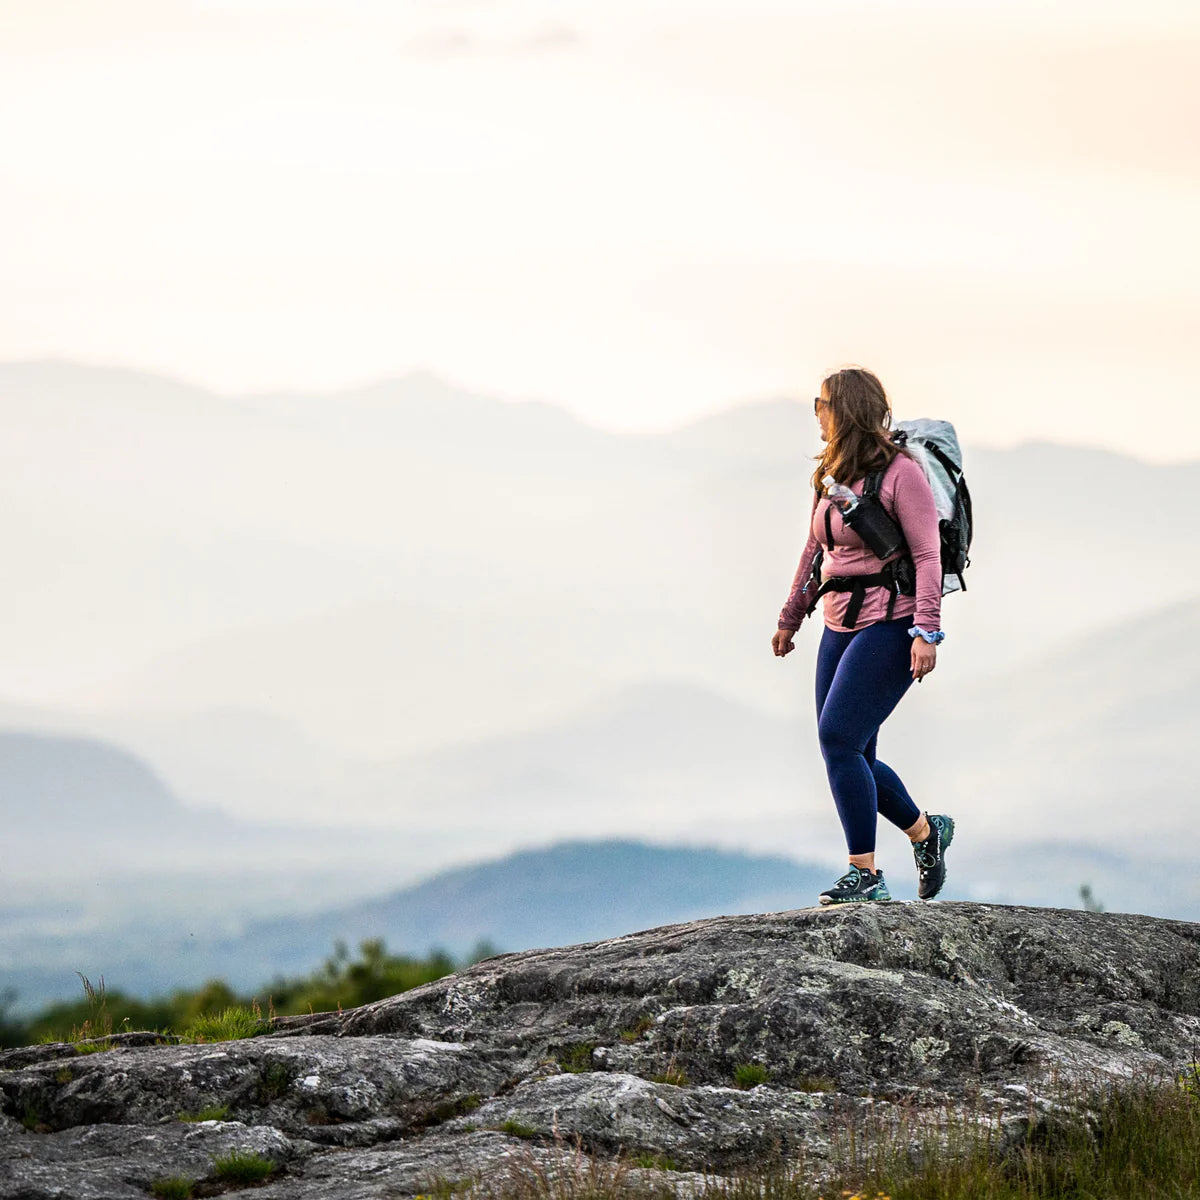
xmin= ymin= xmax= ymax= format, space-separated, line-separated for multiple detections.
xmin=771 ymin=367 xmax=954 ymax=904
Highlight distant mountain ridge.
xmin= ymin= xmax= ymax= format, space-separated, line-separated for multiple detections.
xmin=0 ymin=839 xmax=841 ymax=1009
xmin=229 ymin=839 xmax=840 ymax=967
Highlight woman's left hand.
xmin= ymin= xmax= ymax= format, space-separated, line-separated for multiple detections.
xmin=911 ymin=639 xmax=937 ymax=683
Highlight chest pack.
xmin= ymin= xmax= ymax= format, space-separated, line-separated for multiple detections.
xmin=804 ymin=419 xmax=973 ymax=628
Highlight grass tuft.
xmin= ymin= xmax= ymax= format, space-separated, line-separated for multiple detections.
xmin=620 ymin=1017 xmax=655 ymax=1043
xmin=181 ymin=1003 xmax=267 ymax=1044
xmin=795 ymin=1074 xmax=837 ymax=1093
xmin=632 ymin=1152 xmax=681 ymax=1171
xmin=648 ymin=1066 xmax=689 ymax=1087
xmin=211 ymin=1150 xmax=275 ymax=1184
xmin=176 ymin=1103 xmax=229 ymax=1123
xmin=21 ymin=1104 xmax=48 ymax=1133
xmin=497 ymin=1118 xmax=539 ymax=1139
xmin=557 ymin=1043 xmax=596 ymax=1074
xmin=733 ymin=1062 xmax=770 ymax=1089
xmin=253 ymin=1059 xmax=293 ymax=1104
xmin=148 ymin=1177 xmax=195 ymax=1199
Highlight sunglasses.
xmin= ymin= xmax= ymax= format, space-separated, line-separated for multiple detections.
xmin=813 ymin=396 xmax=829 ymax=414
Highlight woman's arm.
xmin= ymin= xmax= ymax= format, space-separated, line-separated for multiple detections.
xmin=777 ymin=493 xmax=821 ymax=632
xmin=890 ymin=455 xmax=942 ymax=632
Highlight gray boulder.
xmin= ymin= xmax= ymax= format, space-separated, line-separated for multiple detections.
xmin=2 ymin=902 xmax=1197 ymax=1197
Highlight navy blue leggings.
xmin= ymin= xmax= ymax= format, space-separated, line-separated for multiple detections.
xmin=815 ymin=616 xmax=923 ymax=855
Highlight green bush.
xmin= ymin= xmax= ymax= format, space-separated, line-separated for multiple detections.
xmin=5 ymin=939 xmax=484 ymax=1049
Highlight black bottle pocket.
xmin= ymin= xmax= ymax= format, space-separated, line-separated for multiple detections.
xmin=843 ymin=496 xmax=906 ymax=560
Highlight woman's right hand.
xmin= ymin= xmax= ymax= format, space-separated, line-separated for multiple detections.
xmin=772 ymin=629 xmax=796 ymax=657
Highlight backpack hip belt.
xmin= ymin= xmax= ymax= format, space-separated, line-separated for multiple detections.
xmin=804 ymin=556 xmax=916 ymax=630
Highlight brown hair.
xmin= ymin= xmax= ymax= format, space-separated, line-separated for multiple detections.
xmin=811 ymin=366 xmax=908 ymax=495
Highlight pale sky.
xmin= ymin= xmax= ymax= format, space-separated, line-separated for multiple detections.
xmin=2 ymin=0 xmax=1199 ymax=457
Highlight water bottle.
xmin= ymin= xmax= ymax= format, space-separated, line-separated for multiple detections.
xmin=822 ymin=474 xmax=906 ymax=560
xmin=822 ymin=475 xmax=859 ymax=515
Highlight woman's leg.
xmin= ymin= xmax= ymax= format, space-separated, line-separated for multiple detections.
xmin=816 ymin=618 xmax=919 ymax=856
xmin=863 ymin=736 xmax=922 ymax=832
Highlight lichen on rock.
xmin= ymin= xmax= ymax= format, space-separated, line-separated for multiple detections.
xmin=2 ymin=901 xmax=1198 ymax=1198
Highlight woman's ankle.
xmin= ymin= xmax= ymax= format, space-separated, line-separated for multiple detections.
xmin=904 ymin=813 xmax=931 ymax=844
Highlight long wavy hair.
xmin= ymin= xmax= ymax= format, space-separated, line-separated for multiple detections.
xmin=811 ymin=366 xmax=908 ymax=496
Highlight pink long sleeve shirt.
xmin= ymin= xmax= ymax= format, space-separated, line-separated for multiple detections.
xmin=778 ymin=451 xmax=942 ymax=634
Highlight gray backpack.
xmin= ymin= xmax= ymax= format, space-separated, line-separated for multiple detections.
xmin=889 ymin=419 xmax=972 ymax=595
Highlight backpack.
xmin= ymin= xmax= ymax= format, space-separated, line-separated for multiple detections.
xmin=804 ymin=419 xmax=972 ymax=626
xmin=887 ymin=419 xmax=973 ymax=595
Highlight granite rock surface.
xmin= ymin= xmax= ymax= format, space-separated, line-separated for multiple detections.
xmin=2 ymin=902 xmax=1198 ymax=1197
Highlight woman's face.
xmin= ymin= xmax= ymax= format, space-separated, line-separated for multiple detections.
xmin=815 ymin=392 xmax=834 ymax=443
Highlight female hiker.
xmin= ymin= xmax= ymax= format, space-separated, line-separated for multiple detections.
xmin=771 ymin=367 xmax=954 ymax=904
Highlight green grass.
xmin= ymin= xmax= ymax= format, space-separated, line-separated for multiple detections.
xmin=21 ymin=1104 xmax=47 ymax=1133
xmin=413 ymin=1179 xmax=471 ymax=1199
xmin=412 ymin=1070 xmax=1200 ymax=1200
xmin=821 ymin=1070 xmax=1200 ymax=1200
xmin=211 ymin=1150 xmax=275 ymax=1184
xmin=148 ymin=1178 xmax=195 ymax=1199
xmin=254 ymin=1060 xmax=293 ymax=1104
xmin=648 ymin=1066 xmax=689 ymax=1087
xmin=632 ymin=1153 xmax=681 ymax=1171
xmin=732 ymin=1062 xmax=770 ymax=1089
xmin=557 ymin=1042 xmax=596 ymax=1073
xmin=54 ymin=1067 xmax=72 ymax=1085
xmin=181 ymin=1004 xmax=267 ymax=1044
xmin=176 ymin=1103 xmax=230 ymax=1123
xmin=497 ymin=1118 xmax=539 ymax=1139
xmin=5 ymin=939 xmax=487 ymax=1051
xmin=620 ymin=1017 xmax=655 ymax=1043
xmin=794 ymin=1074 xmax=836 ymax=1093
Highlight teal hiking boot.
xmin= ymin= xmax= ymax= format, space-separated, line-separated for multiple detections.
xmin=914 ymin=813 xmax=955 ymax=900
xmin=818 ymin=865 xmax=892 ymax=905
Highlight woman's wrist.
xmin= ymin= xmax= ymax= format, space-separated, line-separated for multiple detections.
xmin=909 ymin=626 xmax=945 ymax=644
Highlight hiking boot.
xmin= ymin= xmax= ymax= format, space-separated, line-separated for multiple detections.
xmin=913 ymin=813 xmax=955 ymax=900
xmin=818 ymin=865 xmax=892 ymax=905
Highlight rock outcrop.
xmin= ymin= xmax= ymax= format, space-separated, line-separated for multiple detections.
xmin=3 ymin=902 xmax=1199 ymax=1198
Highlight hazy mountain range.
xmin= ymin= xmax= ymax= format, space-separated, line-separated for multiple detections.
xmin=1 ymin=360 xmax=1196 ymax=1009
xmin=4 ymin=832 xmax=1187 ymax=1014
